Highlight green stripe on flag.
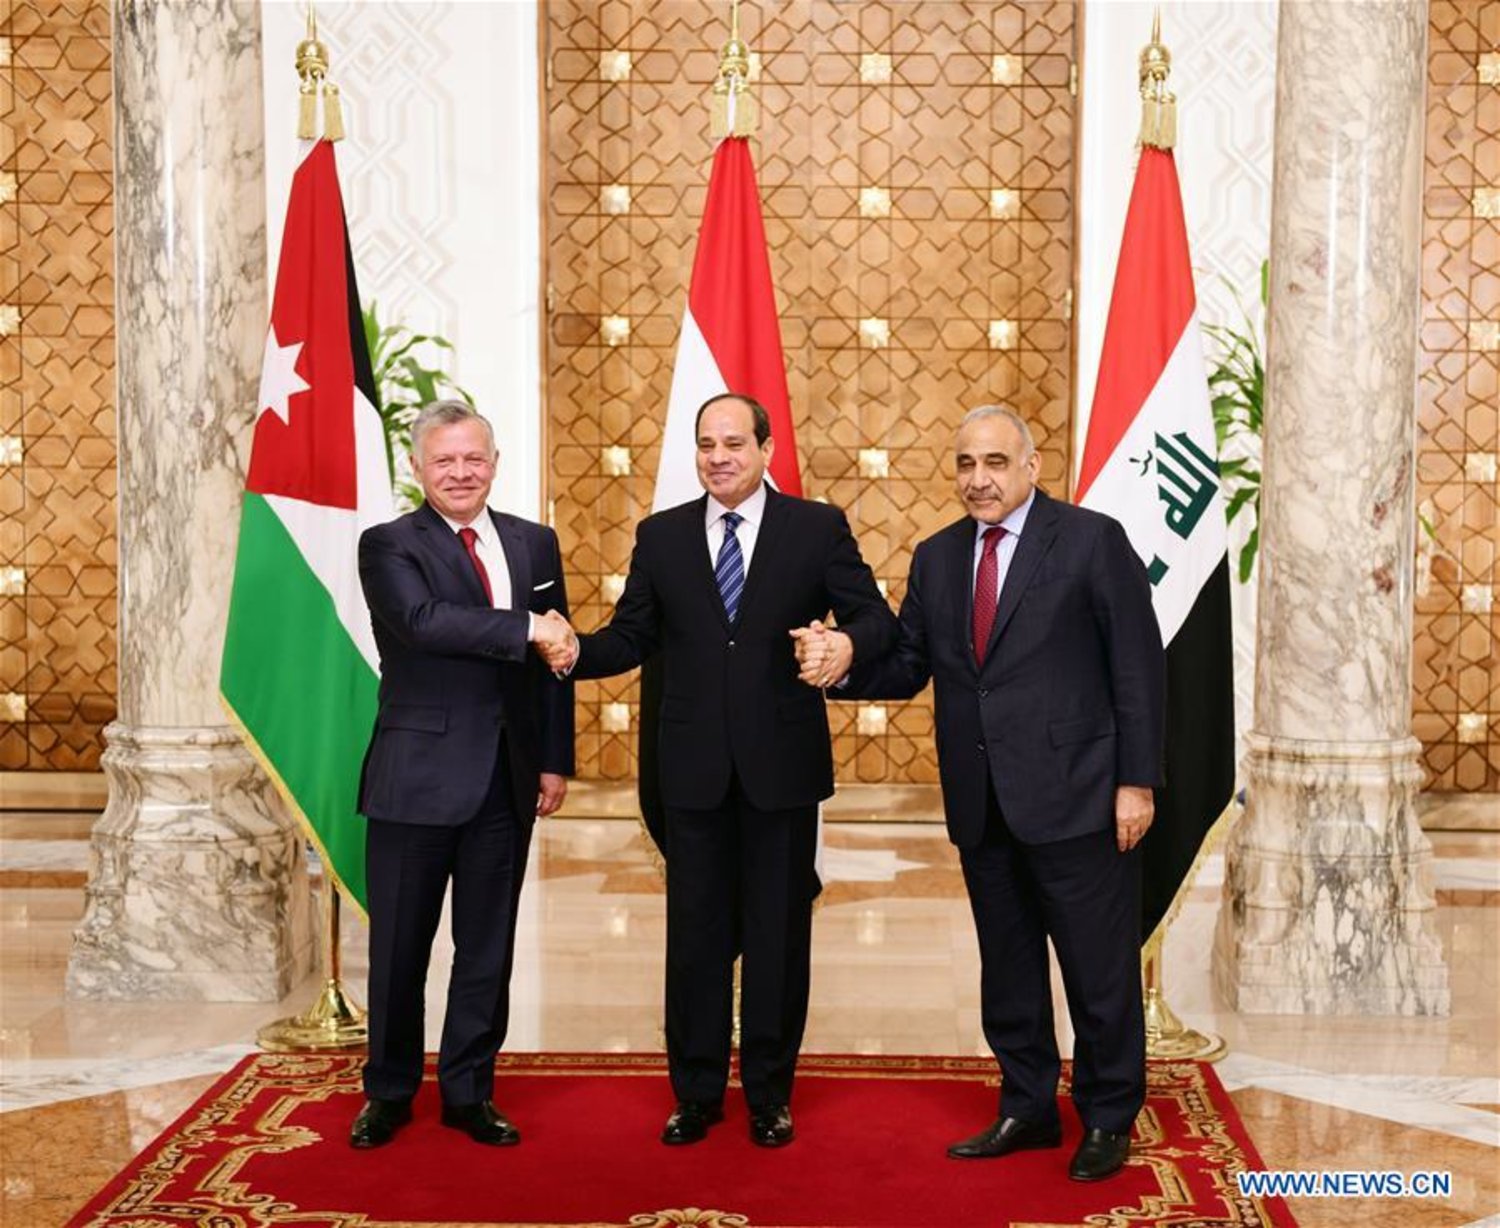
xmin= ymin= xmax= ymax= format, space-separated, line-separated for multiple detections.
xmin=221 ymin=492 xmax=377 ymax=910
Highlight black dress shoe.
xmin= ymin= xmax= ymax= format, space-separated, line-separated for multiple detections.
xmin=349 ymin=1098 xmax=412 ymax=1149
xmin=946 ymin=1115 xmax=1062 ymax=1159
xmin=441 ymin=1100 xmax=520 ymax=1146
xmin=661 ymin=1100 xmax=724 ymax=1145
xmin=1068 ymin=1127 xmax=1131 ymax=1181
xmin=749 ymin=1104 xmax=794 ymax=1148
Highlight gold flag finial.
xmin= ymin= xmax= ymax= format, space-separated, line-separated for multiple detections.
xmin=1138 ymin=6 xmax=1176 ymax=151
xmin=294 ymin=2 xmax=345 ymax=142
xmin=711 ymin=0 xmax=758 ymax=139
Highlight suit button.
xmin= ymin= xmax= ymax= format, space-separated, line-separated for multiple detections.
xmin=977 ymin=741 xmax=986 ymax=753
xmin=727 ymin=640 xmax=735 ymax=648
xmin=978 ymin=688 xmax=989 ymax=698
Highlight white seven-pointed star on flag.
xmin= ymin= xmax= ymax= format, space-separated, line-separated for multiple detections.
xmin=258 ymin=326 xmax=310 ymax=423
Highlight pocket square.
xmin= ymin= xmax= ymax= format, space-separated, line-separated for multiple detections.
xmin=533 ymin=580 xmax=555 ymax=591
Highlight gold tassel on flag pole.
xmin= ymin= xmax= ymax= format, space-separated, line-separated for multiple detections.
xmin=1138 ymin=8 xmax=1177 ymax=152
xmin=711 ymin=0 xmax=758 ymax=139
xmin=295 ymin=2 xmax=346 ymax=143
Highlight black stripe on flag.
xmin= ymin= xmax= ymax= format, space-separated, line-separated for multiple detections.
xmin=1142 ymin=554 xmax=1236 ymax=944
xmin=342 ymin=216 xmax=378 ymax=410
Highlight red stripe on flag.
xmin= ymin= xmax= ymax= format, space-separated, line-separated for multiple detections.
xmin=688 ymin=138 xmax=801 ymax=495
xmin=247 ymin=141 xmax=358 ymax=510
xmin=1075 ymin=148 xmax=1196 ymax=503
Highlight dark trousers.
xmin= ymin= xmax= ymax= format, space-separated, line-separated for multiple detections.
xmin=959 ymin=784 xmax=1145 ymax=1134
xmin=362 ymin=756 xmax=530 ymax=1107
xmin=664 ymin=777 xmax=818 ymax=1110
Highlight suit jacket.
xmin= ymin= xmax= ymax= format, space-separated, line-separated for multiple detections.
xmin=357 ymin=502 xmax=575 ymax=827
xmin=848 ymin=489 xmax=1164 ymax=848
xmin=575 ymin=485 xmax=898 ymax=812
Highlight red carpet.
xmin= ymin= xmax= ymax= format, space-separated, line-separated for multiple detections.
xmin=69 ymin=1052 xmax=1295 ymax=1227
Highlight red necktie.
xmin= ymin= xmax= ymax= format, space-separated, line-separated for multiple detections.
xmin=972 ymin=525 xmax=1007 ymax=665
xmin=457 ymin=526 xmax=494 ymax=605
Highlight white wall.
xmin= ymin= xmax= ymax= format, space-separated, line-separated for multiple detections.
xmin=261 ymin=0 xmax=542 ymax=518
xmin=1077 ymin=0 xmax=1279 ymax=777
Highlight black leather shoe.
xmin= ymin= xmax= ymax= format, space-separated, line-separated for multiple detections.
xmin=1068 ymin=1127 xmax=1131 ymax=1181
xmin=349 ymin=1098 xmax=412 ymax=1149
xmin=749 ymin=1104 xmax=794 ymax=1148
xmin=661 ymin=1100 xmax=724 ymax=1145
xmin=441 ymin=1100 xmax=520 ymax=1146
xmin=946 ymin=1115 xmax=1062 ymax=1159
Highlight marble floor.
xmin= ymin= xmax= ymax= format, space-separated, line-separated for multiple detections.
xmin=1 ymin=808 xmax=1497 ymax=1227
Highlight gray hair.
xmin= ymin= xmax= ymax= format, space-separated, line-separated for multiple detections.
xmin=411 ymin=400 xmax=495 ymax=461
xmin=958 ymin=404 xmax=1036 ymax=458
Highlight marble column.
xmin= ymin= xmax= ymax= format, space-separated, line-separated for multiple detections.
xmin=66 ymin=0 xmax=313 ymax=1000
xmin=1212 ymin=0 xmax=1449 ymax=1015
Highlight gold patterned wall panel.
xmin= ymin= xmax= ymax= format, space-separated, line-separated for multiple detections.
xmin=0 ymin=0 xmax=117 ymax=770
xmin=1417 ymin=1 xmax=1499 ymax=792
xmin=543 ymin=1 xmax=1077 ymax=783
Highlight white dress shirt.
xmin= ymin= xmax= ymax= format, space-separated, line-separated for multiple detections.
xmin=705 ymin=481 xmax=768 ymax=575
xmin=970 ymin=486 xmax=1036 ymax=608
xmin=441 ymin=507 xmax=542 ymax=640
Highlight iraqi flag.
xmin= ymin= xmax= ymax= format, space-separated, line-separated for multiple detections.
xmin=220 ymin=140 xmax=392 ymax=911
xmin=1076 ymin=146 xmax=1235 ymax=945
xmin=638 ymin=135 xmax=803 ymax=848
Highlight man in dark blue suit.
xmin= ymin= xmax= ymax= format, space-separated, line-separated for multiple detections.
xmin=796 ymin=405 xmax=1165 ymax=1182
xmin=349 ymin=401 xmax=575 ymax=1149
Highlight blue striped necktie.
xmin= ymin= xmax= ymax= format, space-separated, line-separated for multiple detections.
xmin=715 ymin=511 xmax=745 ymax=622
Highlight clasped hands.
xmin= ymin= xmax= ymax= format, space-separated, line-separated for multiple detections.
xmin=788 ymin=620 xmax=853 ymax=689
xmin=532 ymin=609 xmax=579 ymax=674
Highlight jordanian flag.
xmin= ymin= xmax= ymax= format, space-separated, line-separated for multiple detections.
xmin=639 ymin=135 xmax=803 ymax=849
xmin=1076 ymin=146 xmax=1235 ymax=945
xmin=220 ymin=140 xmax=392 ymax=910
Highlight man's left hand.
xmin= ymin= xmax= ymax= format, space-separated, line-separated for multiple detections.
xmin=1115 ymin=785 xmax=1154 ymax=852
xmin=538 ymin=772 xmax=568 ymax=817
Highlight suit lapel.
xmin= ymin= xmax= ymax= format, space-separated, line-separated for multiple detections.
xmin=943 ymin=518 xmax=980 ymax=677
xmin=491 ymin=510 xmax=531 ymax=610
xmin=415 ymin=502 xmax=489 ymax=605
xmin=983 ymin=489 xmax=1059 ymax=663
xmin=734 ymin=483 xmax=785 ymax=630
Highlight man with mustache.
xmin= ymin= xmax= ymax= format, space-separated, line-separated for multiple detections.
xmin=538 ymin=392 xmax=897 ymax=1148
xmin=795 ymin=405 xmax=1164 ymax=1182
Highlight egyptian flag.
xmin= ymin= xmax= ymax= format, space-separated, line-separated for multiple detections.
xmin=220 ymin=140 xmax=393 ymax=911
xmin=1076 ymin=146 xmax=1235 ymax=945
xmin=638 ymin=136 xmax=803 ymax=848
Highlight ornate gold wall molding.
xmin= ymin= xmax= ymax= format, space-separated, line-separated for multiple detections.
xmin=1416 ymin=1 xmax=1499 ymax=791
xmin=543 ymin=0 xmax=1079 ymax=784
xmin=0 ymin=0 xmax=117 ymax=770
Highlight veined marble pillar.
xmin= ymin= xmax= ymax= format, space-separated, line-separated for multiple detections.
xmin=66 ymin=0 xmax=313 ymax=1000
xmin=1212 ymin=0 xmax=1449 ymax=1015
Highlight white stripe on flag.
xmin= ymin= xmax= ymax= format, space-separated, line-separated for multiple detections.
xmin=1079 ymin=310 xmax=1226 ymax=645
xmin=264 ymin=386 xmax=395 ymax=671
xmin=654 ymin=307 xmax=728 ymax=513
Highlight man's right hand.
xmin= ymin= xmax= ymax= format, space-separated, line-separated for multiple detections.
xmin=789 ymin=619 xmax=853 ymax=689
xmin=532 ymin=609 xmax=579 ymax=673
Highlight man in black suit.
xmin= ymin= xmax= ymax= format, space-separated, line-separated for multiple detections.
xmin=349 ymin=401 xmax=576 ymax=1149
xmin=537 ymin=393 xmax=897 ymax=1148
xmin=795 ymin=405 xmax=1164 ymax=1182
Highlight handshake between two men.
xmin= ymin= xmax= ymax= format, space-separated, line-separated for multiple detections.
xmin=531 ymin=607 xmax=850 ymax=691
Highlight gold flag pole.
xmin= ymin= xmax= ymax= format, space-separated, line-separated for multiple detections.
xmin=1135 ymin=11 xmax=1225 ymax=1063
xmin=257 ymin=1 xmax=361 ymax=1052
xmin=711 ymin=0 xmax=758 ymax=140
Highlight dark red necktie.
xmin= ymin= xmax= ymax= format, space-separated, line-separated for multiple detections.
xmin=457 ymin=526 xmax=494 ymax=605
xmin=972 ymin=525 xmax=1007 ymax=665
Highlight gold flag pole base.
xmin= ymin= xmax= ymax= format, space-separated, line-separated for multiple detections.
xmin=1143 ymin=984 xmax=1227 ymax=1062
xmin=1142 ymin=945 xmax=1226 ymax=1062
xmin=257 ymin=864 xmax=368 ymax=1052
xmin=258 ymin=977 xmax=368 ymax=1052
